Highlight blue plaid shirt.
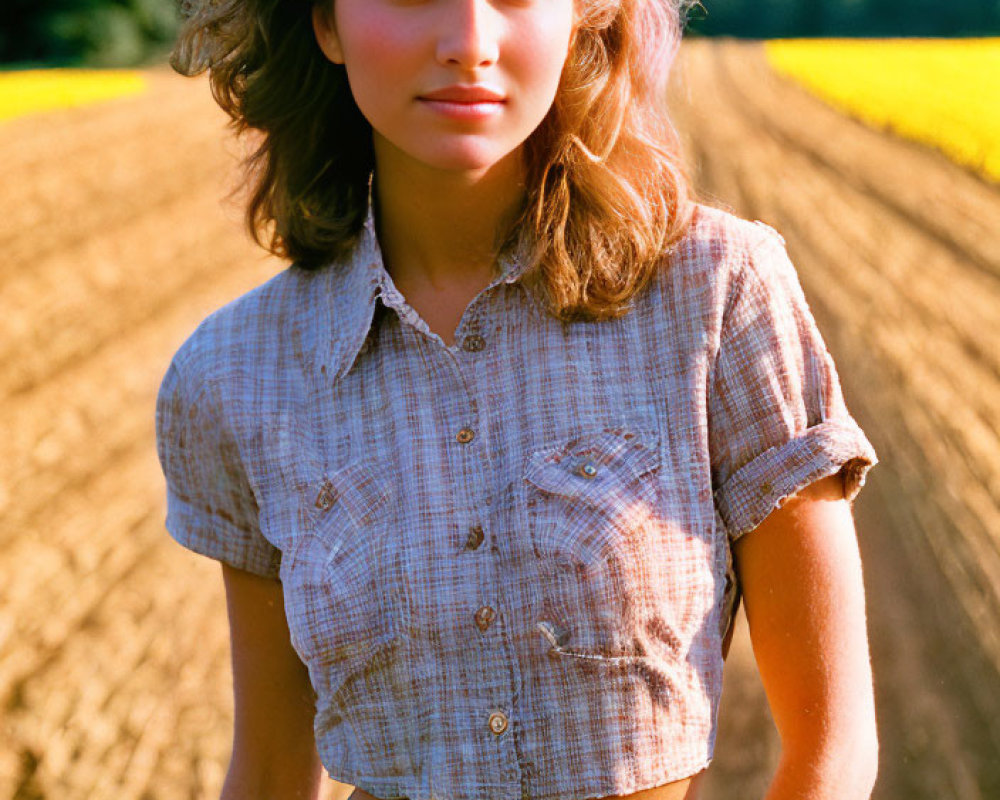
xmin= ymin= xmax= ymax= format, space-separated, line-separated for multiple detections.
xmin=155 ymin=200 xmax=878 ymax=800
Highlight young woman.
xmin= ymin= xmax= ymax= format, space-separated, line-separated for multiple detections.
xmin=156 ymin=1 xmax=881 ymax=799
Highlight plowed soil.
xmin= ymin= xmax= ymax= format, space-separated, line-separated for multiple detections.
xmin=2 ymin=40 xmax=998 ymax=799
xmin=669 ymin=40 xmax=1000 ymax=800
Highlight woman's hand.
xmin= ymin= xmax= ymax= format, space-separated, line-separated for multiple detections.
xmin=733 ymin=472 xmax=879 ymax=800
xmin=220 ymin=562 xmax=325 ymax=800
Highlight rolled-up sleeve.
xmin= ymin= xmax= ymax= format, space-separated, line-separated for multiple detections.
xmin=708 ymin=225 xmax=879 ymax=543
xmin=155 ymin=355 xmax=282 ymax=578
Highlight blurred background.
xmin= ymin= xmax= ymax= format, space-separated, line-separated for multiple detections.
xmin=1 ymin=1 xmax=998 ymax=798
xmin=2 ymin=1 xmax=179 ymax=68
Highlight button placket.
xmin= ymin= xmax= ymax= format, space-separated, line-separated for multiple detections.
xmin=448 ymin=310 xmax=512 ymax=752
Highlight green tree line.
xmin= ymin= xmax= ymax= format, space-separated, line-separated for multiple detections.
xmin=687 ymin=0 xmax=1000 ymax=37
xmin=1 ymin=0 xmax=180 ymax=68
xmin=1 ymin=0 xmax=998 ymax=68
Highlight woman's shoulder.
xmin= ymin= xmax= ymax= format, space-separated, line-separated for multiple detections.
xmin=678 ymin=201 xmax=787 ymax=263
xmin=655 ymin=201 xmax=792 ymax=300
xmin=165 ymin=260 xmax=340 ymax=385
xmin=631 ymin=201 xmax=796 ymax=338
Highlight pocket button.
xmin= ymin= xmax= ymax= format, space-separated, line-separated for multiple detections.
xmin=577 ymin=461 xmax=599 ymax=478
xmin=465 ymin=525 xmax=485 ymax=550
xmin=474 ymin=605 xmax=496 ymax=631
xmin=314 ymin=480 xmax=337 ymax=511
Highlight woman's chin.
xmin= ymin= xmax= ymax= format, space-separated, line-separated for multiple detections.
xmin=412 ymin=143 xmax=520 ymax=176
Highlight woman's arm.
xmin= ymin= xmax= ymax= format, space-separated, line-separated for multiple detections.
xmin=732 ymin=473 xmax=879 ymax=800
xmin=220 ymin=562 xmax=325 ymax=800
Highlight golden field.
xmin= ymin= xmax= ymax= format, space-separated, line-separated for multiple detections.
xmin=0 ymin=69 xmax=146 ymax=122
xmin=764 ymin=37 xmax=1000 ymax=182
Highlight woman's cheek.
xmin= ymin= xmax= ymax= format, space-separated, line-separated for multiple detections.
xmin=518 ymin=19 xmax=573 ymax=82
xmin=341 ymin=9 xmax=416 ymax=76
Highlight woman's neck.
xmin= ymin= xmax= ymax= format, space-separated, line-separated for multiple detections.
xmin=371 ymin=138 xmax=526 ymax=292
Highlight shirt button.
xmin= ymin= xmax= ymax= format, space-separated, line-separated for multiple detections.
xmin=456 ymin=427 xmax=475 ymax=444
xmin=488 ymin=711 xmax=508 ymax=735
xmin=474 ymin=605 xmax=496 ymax=632
xmin=761 ymin=481 xmax=772 ymax=494
xmin=466 ymin=525 xmax=485 ymax=550
xmin=577 ymin=461 xmax=598 ymax=478
xmin=462 ymin=334 xmax=486 ymax=352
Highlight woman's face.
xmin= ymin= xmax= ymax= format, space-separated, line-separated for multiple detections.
xmin=312 ymin=0 xmax=577 ymax=175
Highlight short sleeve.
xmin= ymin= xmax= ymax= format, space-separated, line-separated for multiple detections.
xmin=708 ymin=226 xmax=879 ymax=543
xmin=155 ymin=356 xmax=282 ymax=578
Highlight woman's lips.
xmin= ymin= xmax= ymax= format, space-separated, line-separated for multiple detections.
xmin=417 ymin=85 xmax=506 ymax=120
xmin=417 ymin=98 xmax=505 ymax=120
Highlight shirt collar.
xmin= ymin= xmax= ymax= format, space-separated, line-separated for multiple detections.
xmin=328 ymin=184 xmax=532 ymax=376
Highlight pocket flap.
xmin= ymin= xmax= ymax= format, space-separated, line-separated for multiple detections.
xmin=524 ymin=428 xmax=660 ymax=500
xmin=313 ymin=460 xmax=391 ymax=529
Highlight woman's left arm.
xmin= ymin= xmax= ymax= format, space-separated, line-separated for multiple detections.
xmin=732 ymin=472 xmax=879 ymax=800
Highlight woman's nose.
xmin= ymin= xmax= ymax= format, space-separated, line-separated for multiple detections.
xmin=435 ymin=0 xmax=501 ymax=69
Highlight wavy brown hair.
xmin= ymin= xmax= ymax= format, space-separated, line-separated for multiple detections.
xmin=171 ymin=0 xmax=700 ymax=321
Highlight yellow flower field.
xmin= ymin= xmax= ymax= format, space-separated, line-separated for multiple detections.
xmin=0 ymin=69 xmax=146 ymax=123
xmin=764 ymin=38 xmax=1000 ymax=183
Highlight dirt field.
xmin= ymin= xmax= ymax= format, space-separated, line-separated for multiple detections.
xmin=669 ymin=41 xmax=1000 ymax=800
xmin=1 ymin=40 xmax=998 ymax=799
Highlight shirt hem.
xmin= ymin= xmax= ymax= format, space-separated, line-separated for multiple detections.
xmin=322 ymin=756 xmax=715 ymax=800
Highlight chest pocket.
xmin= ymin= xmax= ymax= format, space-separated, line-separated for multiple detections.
xmin=522 ymin=427 xmax=662 ymax=573
xmin=280 ymin=460 xmax=404 ymax=699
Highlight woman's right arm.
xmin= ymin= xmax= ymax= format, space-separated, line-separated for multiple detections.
xmin=156 ymin=353 xmax=327 ymax=795
xmin=220 ymin=561 xmax=325 ymax=800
